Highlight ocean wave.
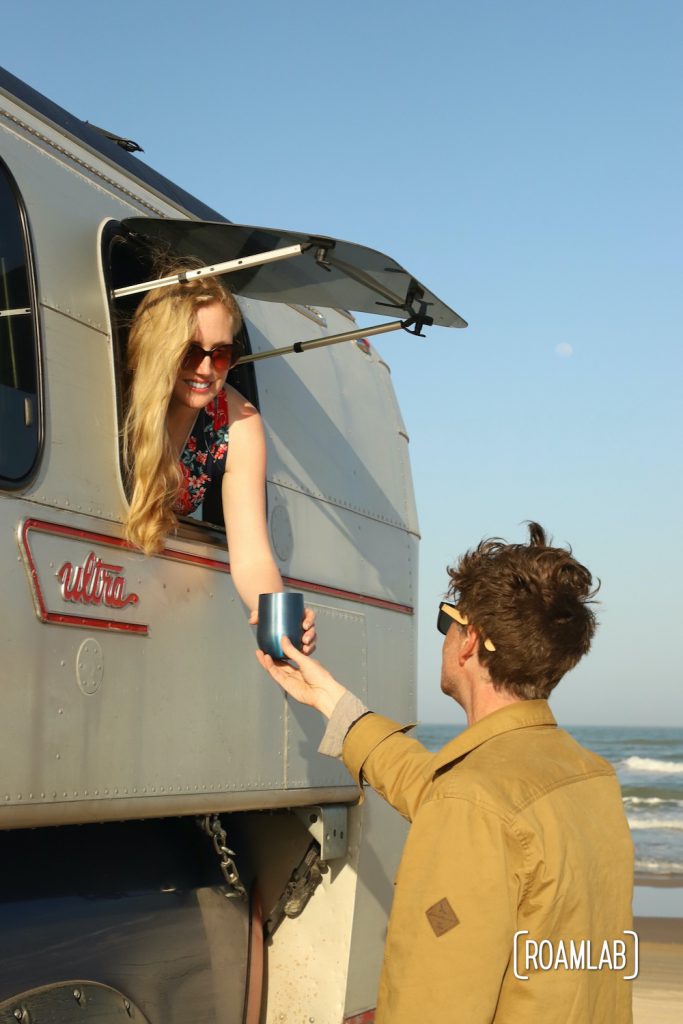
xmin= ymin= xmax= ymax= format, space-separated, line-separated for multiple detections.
xmin=627 ymin=818 xmax=683 ymax=831
xmin=621 ymin=756 xmax=683 ymax=775
xmin=624 ymin=796 xmax=683 ymax=806
xmin=635 ymin=858 xmax=683 ymax=874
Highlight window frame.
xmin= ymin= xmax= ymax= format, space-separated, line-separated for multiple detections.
xmin=101 ymin=220 xmax=261 ymax=542
xmin=0 ymin=155 xmax=44 ymax=489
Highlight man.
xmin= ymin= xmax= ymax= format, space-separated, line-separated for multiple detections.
xmin=257 ymin=523 xmax=634 ymax=1022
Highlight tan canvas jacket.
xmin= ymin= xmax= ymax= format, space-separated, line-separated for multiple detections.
xmin=343 ymin=700 xmax=634 ymax=1023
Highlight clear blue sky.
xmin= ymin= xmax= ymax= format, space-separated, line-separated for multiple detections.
xmin=4 ymin=1 xmax=681 ymax=725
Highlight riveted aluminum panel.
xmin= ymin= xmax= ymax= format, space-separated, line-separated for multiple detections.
xmin=285 ymin=605 xmax=367 ymax=789
xmin=0 ymin=114 xmax=175 ymax=333
xmin=3 ymin=505 xmax=409 ymax=824
xmin=268 ymin=484 xmax=417 ymax=610
xmin=243 ymin=298 xmax=419 ymax=535
xmin=22 ymin=309 xmax=124 ymax=519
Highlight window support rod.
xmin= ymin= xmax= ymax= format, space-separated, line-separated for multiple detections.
xmin=111 ymin=243 xmax=306 ymax=300
xmin=0 ymin=307 xmax=31 ymax=318
xmin=235 ymin=319 xmax=406 ymax=365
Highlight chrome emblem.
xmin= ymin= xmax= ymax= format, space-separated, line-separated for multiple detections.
xmin=57 ymin=551 xmax=140 ymax=609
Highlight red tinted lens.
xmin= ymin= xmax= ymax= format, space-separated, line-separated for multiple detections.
xmin=210 ymin=345 xmax=234 ymax=372
xmin=181 ymin=345 xmax=206 ymax=372
xmin=181 ymin=344 xmax=234 ymax=372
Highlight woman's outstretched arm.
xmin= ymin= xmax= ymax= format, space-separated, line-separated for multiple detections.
xmin=223 ymin=387 xmax=316 ymax=652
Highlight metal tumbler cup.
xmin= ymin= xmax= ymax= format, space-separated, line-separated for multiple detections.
xmin=257 ymin=592 xmax=305 ymax=659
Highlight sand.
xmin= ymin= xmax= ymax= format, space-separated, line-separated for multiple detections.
xmin=632 ymin=917 xmax=683 ymax=1024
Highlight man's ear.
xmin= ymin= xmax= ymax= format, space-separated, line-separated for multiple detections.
xmin=458 ymin=624 xmax=480 ymax=664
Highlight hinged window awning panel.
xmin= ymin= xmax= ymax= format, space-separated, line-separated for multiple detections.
xmin=120 ymin=219 xmax=467 ymax=329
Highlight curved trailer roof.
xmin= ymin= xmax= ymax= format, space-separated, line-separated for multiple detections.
xmin=0 ymin=64 xmax=225 ymax=222
xmin=1 ymin=65 xmax=467 ymax=337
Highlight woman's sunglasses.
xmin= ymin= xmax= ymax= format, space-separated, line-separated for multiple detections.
xmin=181 ymin=343 xmax=235 ymax=374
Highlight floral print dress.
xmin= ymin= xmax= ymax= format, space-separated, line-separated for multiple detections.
xmin=174 ymin=388 xmax=230 ymax=516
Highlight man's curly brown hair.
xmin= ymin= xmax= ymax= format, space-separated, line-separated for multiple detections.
xmin=447 ymin=522 xmax=599 ymax=700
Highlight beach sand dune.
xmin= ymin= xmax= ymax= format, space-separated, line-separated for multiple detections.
xmin=633 ymin=918 xmax=683 ymax=1024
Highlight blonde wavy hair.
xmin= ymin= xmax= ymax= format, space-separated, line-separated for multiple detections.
xmin=123 ymin=270 xmax=243 ymax=554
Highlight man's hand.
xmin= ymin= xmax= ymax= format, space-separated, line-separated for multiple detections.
xmin=255 ymin=636 xmax=347 ymax=719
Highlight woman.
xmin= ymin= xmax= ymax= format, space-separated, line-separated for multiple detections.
xmin=123 ymin=269 xmax=316 ymax=650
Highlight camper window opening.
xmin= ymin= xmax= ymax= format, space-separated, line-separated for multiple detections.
xmin=103 ymin=224 xmax=259 ymax=536
xmin=0 ymin=157 xmax=40 ymax=485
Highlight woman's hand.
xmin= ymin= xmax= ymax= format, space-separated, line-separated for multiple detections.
xmin=301 ymin=607 xmax=317 ymax=655
xmin=248 ymin=606 xmax=317 ymax=655
xmin=255 ymin=636 xmax=346 ymax=719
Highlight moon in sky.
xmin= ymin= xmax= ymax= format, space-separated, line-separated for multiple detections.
xmin=555 ymin=342 xmax=573 ymax=358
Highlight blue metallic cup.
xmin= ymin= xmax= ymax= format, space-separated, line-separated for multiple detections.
xmin=257 ymin=592 xmax=305 ymax=659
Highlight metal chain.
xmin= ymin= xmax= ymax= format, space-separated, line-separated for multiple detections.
xmin=198 ymin=814 xmax=247 ymax=900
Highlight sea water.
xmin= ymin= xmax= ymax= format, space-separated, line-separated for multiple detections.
xmin=414 ymin=723 xmax=683 ymax=887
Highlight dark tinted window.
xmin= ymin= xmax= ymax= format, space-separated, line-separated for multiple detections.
xmin=0 ymin=159 xmax=39 ymax=482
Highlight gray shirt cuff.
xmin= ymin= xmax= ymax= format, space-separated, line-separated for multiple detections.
xmin=317 ymin=691 xmax=370 ymax=758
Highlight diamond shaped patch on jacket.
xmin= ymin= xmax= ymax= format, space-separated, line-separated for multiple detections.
xmin=425 ymin=898 xmax=459 ymax=937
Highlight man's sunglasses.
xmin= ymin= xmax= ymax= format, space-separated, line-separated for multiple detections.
xmin=437 ymin=601 xmax=496 ymax=652
xmin=181 ymin=343 xmax=235 ymax=374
